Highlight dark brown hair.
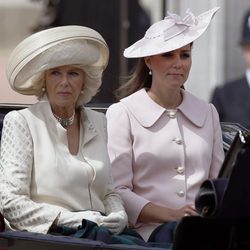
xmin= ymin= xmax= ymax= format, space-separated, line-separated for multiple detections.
xmin=115 ymin=58 xmax=151 ymax=100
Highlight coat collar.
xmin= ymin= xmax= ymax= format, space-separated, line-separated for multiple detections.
xmin=120 ymin=88 xmax=209 ymax=128
xmin=33 ymin=99 xmax=98 ymax=146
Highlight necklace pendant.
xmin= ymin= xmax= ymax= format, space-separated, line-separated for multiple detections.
xmin=53 ymin=110 xmax=75 ymax=128
xmin=61 ymin=119 xmax=71 ymax=127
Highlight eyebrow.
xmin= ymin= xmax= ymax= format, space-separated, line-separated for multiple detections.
xmin=180 ymin=49 xmax=192 ymax=53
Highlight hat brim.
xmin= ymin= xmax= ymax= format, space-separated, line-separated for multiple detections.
xmin=124 ymin=7 xmax=219 ymax=58
xmin=6 ymin=25 xmax=109 ymax=100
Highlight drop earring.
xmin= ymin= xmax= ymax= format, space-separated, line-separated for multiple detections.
xmin=149 ymin=70 xmax=152 ymax=75
xmin=81 ymin=90 xmax=84 ymax=94
xmin=42 ymin=87 xmax=46 ymax=92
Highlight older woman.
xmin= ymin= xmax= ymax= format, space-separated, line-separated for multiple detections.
xmin=0 ymin=26 xmax=128 ymax=237
xmin=106 ymin=7 xmax=224 ymax=243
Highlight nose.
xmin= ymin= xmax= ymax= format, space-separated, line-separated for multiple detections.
xmin=60 ymin=73 xmax=69 ymax=86
xmin=172 ymin=55 xmax=182 ymax=69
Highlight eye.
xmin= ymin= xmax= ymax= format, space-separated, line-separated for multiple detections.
xmin=181 ymin=52 xmax=191 ymax=59
xmin=69 ymin=71 xmax=79 ymax=76
xmin=161 ymin=52 xmax=173 ymax=58
xmin=68 ymin=71 xmax=80 ymax=77
xmin=161 ymin=51 xmax=191 ymax=59
xmin=50 ymin=70 xmax=61 ymax=76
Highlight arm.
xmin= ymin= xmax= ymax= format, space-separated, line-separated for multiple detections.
xmin=106 ymin=103 xmax=150 ymax=226
xmin=0 ymin=111 xmax=60 ymax=233
xmin=86 ymin=110 xmax=128 ymax=233
xmin=138 ymin=203 xmax=198 ymax=223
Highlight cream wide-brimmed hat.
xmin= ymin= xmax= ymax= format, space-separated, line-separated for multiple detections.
xmin=6 ymin=25 xmax=109 ymax=104
xmin=124 ymin=7 xmax=219 ymax=58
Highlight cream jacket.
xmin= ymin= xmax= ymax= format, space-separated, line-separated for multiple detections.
xmin=106 ymin=88 xmax=225 ymax=240
xmin=0 ymin=99 xmax=122 ymax=233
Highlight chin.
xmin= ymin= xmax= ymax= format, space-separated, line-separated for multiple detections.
xmin=55 ymin=101 xmax=73 ymax=108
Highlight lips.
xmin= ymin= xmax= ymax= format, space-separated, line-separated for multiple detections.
xmin=169 ymin=73 xmax=183 ymax=76
xmin=168 ymin=73 xmax=183 ymax=77
xmin=57 ymin=92 xmax=71 ymax=95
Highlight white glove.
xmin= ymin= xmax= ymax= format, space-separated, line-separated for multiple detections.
xmin=102 ymin=193 xmax=128 ymax=234
xmin=99 ymin=210 xmax=128 ymax=234
xmin=58 ymin=210 xmax=104 ymax=229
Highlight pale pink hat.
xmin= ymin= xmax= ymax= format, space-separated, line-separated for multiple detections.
xmin=124 ymin=7 xmax=220 ymax=58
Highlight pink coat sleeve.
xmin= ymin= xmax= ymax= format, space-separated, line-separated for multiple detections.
xmin=106 ymin=103 xmax=150 ymax=225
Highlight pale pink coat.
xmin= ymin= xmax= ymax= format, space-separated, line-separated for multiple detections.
xmin=106 ymin=88 xmax=224 ymax=241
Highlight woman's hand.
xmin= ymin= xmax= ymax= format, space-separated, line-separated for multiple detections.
xmin=182 ymin=204 xmax=198 ymax=217
xmin=99 ymin=210 xmax=128 ymax=234
xmin=58 ymin=210 xmax=104 ymax=229
xmin=169 ymin=204 xmax=198 ymax=220
xmin=138 ymin=202 xmax=198 ymax=224
xmin=58 ymin=209 xmax=128 ymax=234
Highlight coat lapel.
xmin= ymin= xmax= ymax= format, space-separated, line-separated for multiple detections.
xmin=81 ymin=109 xmax=98 ymax=146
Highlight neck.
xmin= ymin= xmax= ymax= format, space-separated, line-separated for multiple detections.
xmin=53 ymin=109 xmax=76 ymax=127
xmin=147 ymin=88 xmax=182 ymax=109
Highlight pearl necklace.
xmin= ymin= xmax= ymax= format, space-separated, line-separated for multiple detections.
xmin=53 ymin=110 xmax=75 ymax=127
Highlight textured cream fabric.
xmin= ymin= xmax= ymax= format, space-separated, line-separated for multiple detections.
xmin=0 ymin=100 xmax=125 ymax=233
xmin=0 ymin=111 xmax=59 ymax=233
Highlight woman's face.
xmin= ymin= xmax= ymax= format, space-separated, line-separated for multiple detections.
xmin=145 ymin=44 xmax=192 ymax=89
xmin=45 ymin=65 xmax=85 ymax=109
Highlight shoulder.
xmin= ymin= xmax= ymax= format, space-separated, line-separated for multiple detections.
xmin=120 ymin=89 xmax=147 ymax=109
xmin=1 ymin=109 xmax=32 ymax=140
xmin=181 ymin=89 xmax=211 ymax=111
xmin=106 ymin=102 xmax=127 ymax=116
xmin=3 ymin=101 xmax=52 ymax=131
xmin=17 ymin=101 xmax=50 ymax=121
xmin=84 ymin=108 xmax=106 ymax=122
xmin=107 ymin=88 xmax=157 ymax=126
xmin=83 ymin=108 xmax=107 ymax=133
xmin=183 ymin=90 xmax=209 ymax=106
xmin=3 ymin=109 xmax=28 ymax=125
xmin=180 ymin=91 xmax=218 ymax=127
xmin=106 ymin=102 xmax=133 ymax=131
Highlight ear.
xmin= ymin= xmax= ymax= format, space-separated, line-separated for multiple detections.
xmin=144 ymin=56 xmax=152 ymax=69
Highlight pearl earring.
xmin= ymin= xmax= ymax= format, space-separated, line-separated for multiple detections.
xmin=42 ymin=87 xmax=46 ymax=92
xmin=81 ymin=90 xmax=84 ymax=94
xmin=149 ymin=70 xmax=152 ymax=75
